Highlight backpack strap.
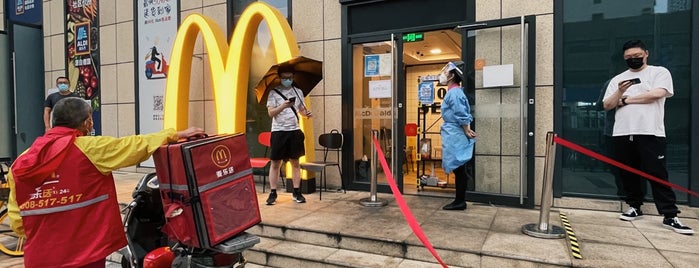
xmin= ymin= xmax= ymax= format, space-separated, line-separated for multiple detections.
xmin=272 ymin=88 xmax=299 ymax=122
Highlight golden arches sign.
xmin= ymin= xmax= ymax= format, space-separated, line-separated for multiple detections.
xmin=163 ymin=2 xmax=315 ymax=163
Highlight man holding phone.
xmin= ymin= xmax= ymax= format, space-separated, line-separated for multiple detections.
xmin=265 ymin=67 xmax=312 ymax=205
xmin=602 ymin=40 xmax=692 ymax=235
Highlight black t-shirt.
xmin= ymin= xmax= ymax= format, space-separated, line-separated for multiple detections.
xmin=45 ymin=92 xmax=79 ymax=109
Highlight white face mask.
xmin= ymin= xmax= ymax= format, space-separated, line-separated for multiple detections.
xmin=438 ymin=73 xmax=448 ymax=85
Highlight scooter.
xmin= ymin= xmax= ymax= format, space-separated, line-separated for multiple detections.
xmin=118 ymin=173 xmax=259 ymax=268
xmin=145 ymin=56 xmax=168 ymax=79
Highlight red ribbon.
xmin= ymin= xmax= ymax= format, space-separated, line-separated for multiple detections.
xmin=372 ymin=136 xmax=448 ymax=268
xmin=553 ymin=135 xmax=699 ymax=198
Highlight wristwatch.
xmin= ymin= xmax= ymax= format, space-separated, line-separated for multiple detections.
xmin=621 ymin=97 xmax=628 ymax=106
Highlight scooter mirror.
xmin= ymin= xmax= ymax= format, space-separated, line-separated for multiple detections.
xmin=147 ymin=176 xmax=160 ymax=189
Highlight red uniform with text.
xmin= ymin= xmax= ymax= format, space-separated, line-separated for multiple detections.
xmin=153 ymin=133 xmax=260 ymax=249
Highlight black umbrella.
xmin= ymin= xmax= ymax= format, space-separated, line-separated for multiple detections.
xmin=255 ymin=56 xmax=323 ymax=104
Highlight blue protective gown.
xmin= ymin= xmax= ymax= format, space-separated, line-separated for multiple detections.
xmin=440 ymin=86 xmax=475 ymax=173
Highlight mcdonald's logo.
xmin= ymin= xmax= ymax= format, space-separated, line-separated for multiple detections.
xmin=211 ymin=145 xmax=231 ymax=168
xmin=163 ymin=2 xmax=315 ymax=168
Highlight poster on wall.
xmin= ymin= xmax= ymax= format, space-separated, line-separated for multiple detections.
xmin=137 ymin=0 xmax=178 ymax=167
xmin=418 ymin=81 xmax=434 ymax=105
xmin=8 ymin=0 xmax=43 ymax=25
xmin=66 ymin=0 xmax=100 ymax=135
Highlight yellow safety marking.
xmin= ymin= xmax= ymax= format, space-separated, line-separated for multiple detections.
xmin=559 ymin=212 xmax=582 ymax=259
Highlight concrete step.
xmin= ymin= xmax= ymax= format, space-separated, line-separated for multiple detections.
xmin=244 ymin=236 xmax=447 ymax=268
xmin=244 ymin=222 xmax=563 ymax=268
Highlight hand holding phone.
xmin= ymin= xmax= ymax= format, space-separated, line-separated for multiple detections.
xmin=624 ymin=78 xmax=641 ymax=85
xmin=288 ymin=97 xmax=296 ymax=103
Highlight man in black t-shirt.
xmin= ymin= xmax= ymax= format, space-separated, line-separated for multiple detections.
xmin=44 ymin=76 xmax=78 ymax=132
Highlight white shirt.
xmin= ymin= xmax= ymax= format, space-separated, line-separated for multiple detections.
xmin=603 ymin=65 xmax=673 ymax=137
xmin=266 ymin=86 xmax=305 ymax=132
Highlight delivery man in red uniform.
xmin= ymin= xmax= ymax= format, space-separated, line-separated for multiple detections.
xmin=6 ymin=97 xmax=204 ymax=268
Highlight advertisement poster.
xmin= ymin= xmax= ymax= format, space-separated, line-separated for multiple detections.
xmin=8 ymin=0 xmax=42 ymax=25
xmin=66 ymin=0 xmax=100 ymax=135
xmin=137 ymin=0 xmax=178 ymax=167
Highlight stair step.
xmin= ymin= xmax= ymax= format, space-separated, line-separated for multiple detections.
xmin=245 ymin=237 xmax=447 ymax=268
xmin=246 ymin=222 xmax=574 ymax=267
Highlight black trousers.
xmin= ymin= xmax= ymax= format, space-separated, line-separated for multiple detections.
xmin=453 ymin=160 xmax=473 ymax=202
xmin=613 ymin=135 xmax=678 ymax=216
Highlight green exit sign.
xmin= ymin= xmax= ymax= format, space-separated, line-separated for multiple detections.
xmin=402 ymin=32 xmax=424 ymax=42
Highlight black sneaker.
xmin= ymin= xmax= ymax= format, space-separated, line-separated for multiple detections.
xmin=663 ymin=217 xmax=695 ymax=235
xmin=620 ymin=207 xmax=643 ymax=221
xmin=266 ymin=191 xmax=277 ymax=205
xmin=292 ymin=192 xmax=306 ymax=203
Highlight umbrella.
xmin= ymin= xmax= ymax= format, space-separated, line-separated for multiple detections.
xmin=255 ymin=56 xmax=323 ymax=105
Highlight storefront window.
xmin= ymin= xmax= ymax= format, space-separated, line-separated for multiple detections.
xmin=561 ymin=0 xmax=692 ymax=201
xmin=231 ymin=0 xmax=291 ymax=158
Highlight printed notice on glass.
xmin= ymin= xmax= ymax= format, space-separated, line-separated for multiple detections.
xmin=364 ymin=55 xmax=379 ymax=77
xmin=483 ymin=64 xmax=514 ymax=88
xmin=369 ymin=80 xmax=392 ymax=99
xmin=378 ymin=53 xmax=392 ymax=76
xmin=364 ymin=53 xmax=392 ymax=77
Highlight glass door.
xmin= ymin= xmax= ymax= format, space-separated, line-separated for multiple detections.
xmin=460 ymin=16 xmax=537 ymax=208
xmin=348 ymin=36 xmax=400 ymax=193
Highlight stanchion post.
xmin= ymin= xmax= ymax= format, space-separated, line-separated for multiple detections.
xmin=360 ymin=130 xmax=387 ymax=207
xmin=522 ymin=131 xmax=565 ymax=239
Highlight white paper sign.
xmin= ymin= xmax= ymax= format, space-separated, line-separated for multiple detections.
xmin=483 ymin=64 xmax=514 ymax=88
xmin=379 ymin=53 xmax=392 ymax=76
xmin=369 ymin=80 xmax=392 ymax=99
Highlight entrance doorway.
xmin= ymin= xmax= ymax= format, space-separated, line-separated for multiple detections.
xmin=346 ymin=16 xmax=536 ymax=208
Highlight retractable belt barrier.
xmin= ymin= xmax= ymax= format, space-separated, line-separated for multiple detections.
xmin=553 ymin=135 xmax=699 ymax=198
xmin=525 ymin=131 xmax=699 ymax=243
xmin=370 ymin=135 xmax=448 ymax=268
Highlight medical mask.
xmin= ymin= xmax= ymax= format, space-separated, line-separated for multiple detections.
xmin=281 ymin=79 xmax=293 ymax=87
xmin=625 ymin=57 xmax=644 ymax=70
xmin=58 ymin=83 xmax=70 ymax=92
xmin=438 ymin=73 xmax=448 ymax=85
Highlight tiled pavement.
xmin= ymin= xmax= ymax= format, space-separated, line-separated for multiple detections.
xmin=2 ymin=171 xmax=698 ymax=267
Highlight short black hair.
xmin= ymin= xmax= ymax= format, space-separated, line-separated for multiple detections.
xmin=277 ymin=64 xmax=295 ymax=75
xmin=450 ymin=69 xmax=463 ymax=84
xmin=622 ymin=40 xmax=647 ymax=52
xmin=52 ymin=97 xmax=91 ymax=129
xmin=56 ymin=76 xmax=69 ymax=83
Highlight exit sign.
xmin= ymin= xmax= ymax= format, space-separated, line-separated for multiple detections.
xmin=402 ymin=32 xmax=424 ymax=42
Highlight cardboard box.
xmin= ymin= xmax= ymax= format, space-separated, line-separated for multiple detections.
xmin=153 ymin=133 xmax=260 ymax=249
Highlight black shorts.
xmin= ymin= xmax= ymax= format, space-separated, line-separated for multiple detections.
xmin=270 ymin=130 xmax=305 ymax=160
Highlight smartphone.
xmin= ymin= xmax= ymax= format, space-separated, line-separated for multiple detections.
xmin=288 ymin=97 xmax=296 ymax=103
xmin=624 ymin=78 xmax=641 ymax=85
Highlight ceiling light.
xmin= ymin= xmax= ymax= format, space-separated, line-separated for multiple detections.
xmin=430 ymin=48 xmax=442 ymax=54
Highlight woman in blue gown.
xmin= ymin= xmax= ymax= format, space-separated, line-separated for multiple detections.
xmin=439 ymin=61 xmax=477 ymax=210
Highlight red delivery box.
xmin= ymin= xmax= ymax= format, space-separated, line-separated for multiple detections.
xmin=153 ymin=133 xmax=260 ymax=249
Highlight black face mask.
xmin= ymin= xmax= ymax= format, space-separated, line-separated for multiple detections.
xmin=626 ymin=57 xmax=644 ymax=69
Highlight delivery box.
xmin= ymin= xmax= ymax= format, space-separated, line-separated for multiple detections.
xmin=153 ymin=133 xmax=260 ymax=249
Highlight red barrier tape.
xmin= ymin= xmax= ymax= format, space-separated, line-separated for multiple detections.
xmin=371 ymin=136 xmax=448 ymax=268
xmin=553 ymin=136 xmax=699 ymax=198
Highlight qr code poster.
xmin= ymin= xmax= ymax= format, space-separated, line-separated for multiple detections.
xmin=153 ymin=95 xmax=163 ymax=111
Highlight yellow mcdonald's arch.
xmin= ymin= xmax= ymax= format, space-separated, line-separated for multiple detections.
xmin=163 ymin=2 xmax=315 ymax=166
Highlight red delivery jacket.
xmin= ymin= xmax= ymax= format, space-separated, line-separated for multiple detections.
xmin=8 ymin=126 xmax=179 ymax=268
